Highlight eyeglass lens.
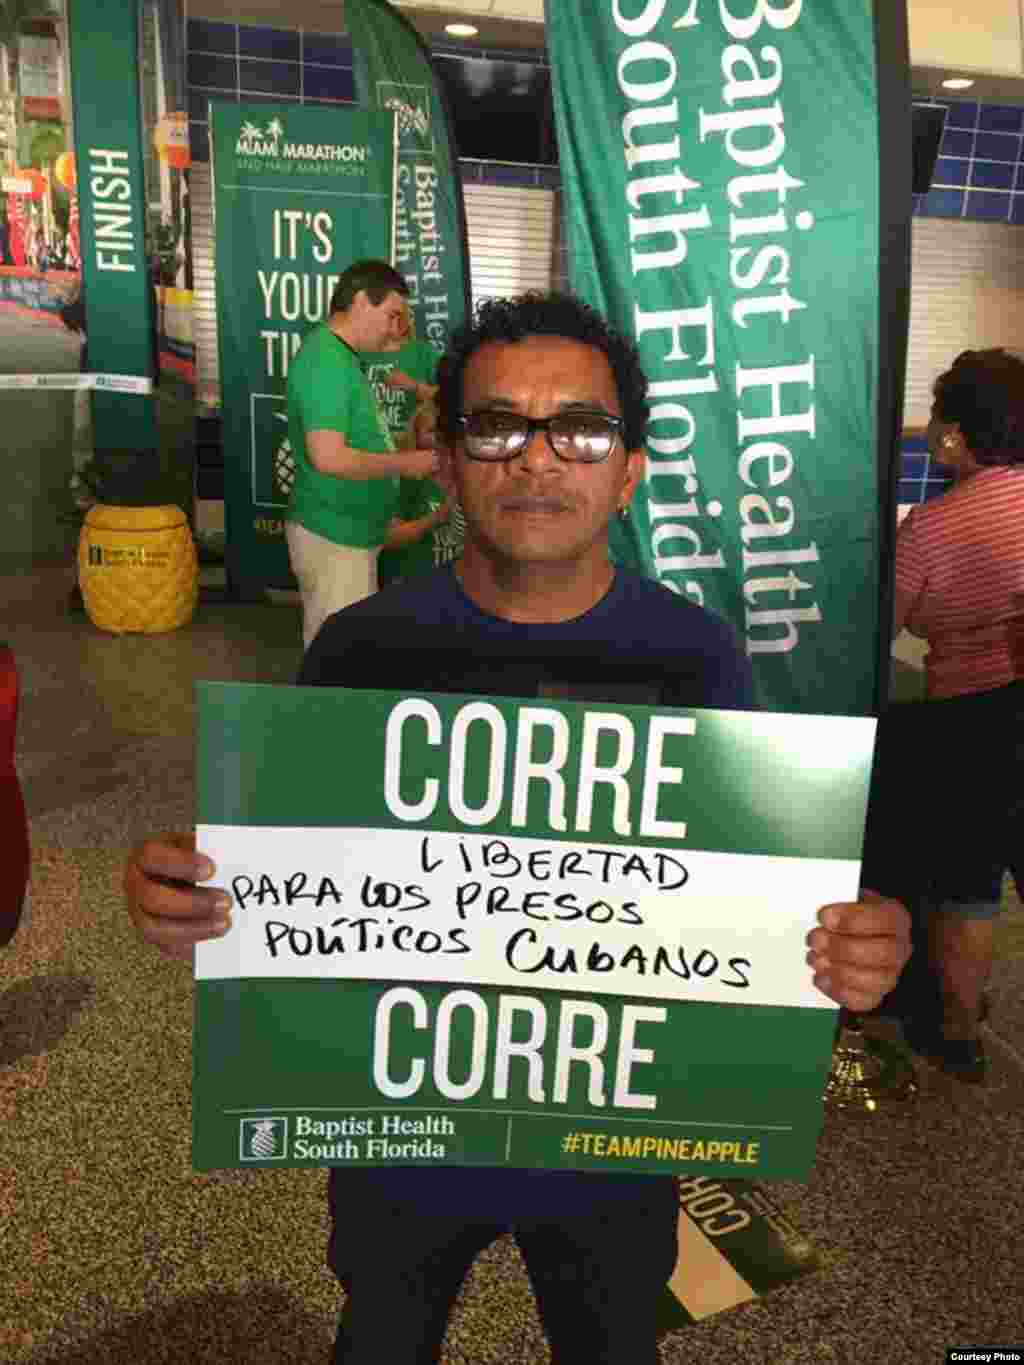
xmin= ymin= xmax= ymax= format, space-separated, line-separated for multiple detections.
xmin=464 ymin=411 xmax=618 ymax=461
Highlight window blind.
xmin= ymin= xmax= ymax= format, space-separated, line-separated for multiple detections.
xmin=905 ymin=217 xmax=1024 ymax=427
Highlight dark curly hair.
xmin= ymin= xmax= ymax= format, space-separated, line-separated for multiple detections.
xmin=436 ymin=292 xmax=650 ymax=452
xmin=933 ymin=348 xmax=1024 ymax=466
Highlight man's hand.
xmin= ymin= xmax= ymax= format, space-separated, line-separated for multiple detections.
xmin=385 ymin=368 xmax=418 ymax=394
xmin=400 ymin=447 xmax=440 ymax=480
xmin=386 ymin=370 xmax=438 ymax=404
xmin=125 ymin=833 xmax=232 ymax=964
xmin=413 ymin=399 xmax=437 ymax=448
xmin=805 ymin=889 xmax=911 ymax=1013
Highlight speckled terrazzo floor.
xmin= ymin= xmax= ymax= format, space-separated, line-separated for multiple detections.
xmin=3 ymin=565 xmax=1023 ymax=1365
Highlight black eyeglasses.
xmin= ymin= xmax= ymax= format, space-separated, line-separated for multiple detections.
xmin=457 ymin=409 xmax=625 ymax=463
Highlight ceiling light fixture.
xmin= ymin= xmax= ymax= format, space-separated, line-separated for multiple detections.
xmin=445 ymin=22 xmax=479 ymax=37
xmin=941 ymin=77 xmax=975 ymax=90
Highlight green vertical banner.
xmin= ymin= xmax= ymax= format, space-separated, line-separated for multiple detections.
xmin=209 ymin=102 xmax=397 ymax=590
xmin=66 ymin=0 xmax=157 ymax=453
xmin=547 ymin=1 xmax=901 ymax=716
xmin=347 ymin=0 xmax=472 ymax=350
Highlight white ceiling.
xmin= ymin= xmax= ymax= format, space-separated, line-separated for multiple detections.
xmin=388 ymin=0 xmax=544 ymax=48
xmin=393 ymin=0 xmax=543 ymax=18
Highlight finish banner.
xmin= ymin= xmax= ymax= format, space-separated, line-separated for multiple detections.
xmin=66 ymin=0 xmax=157 ymax=453
xmin=210 ymin=102 xmax=396 ymax=590
xmin=547 ymin=1 xmax=897 ymax=716
xmin=192 ymin=682 xmax=876 ymax=1176
xmin=347 ymin=0 xmax=472 ymax=349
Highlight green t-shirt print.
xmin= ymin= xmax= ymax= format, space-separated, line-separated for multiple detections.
xmin=378 ymin=478 xmax=466 ymax=586
xmin=366 ymin=338 xmax=452 ymax=584
xmin=285 ymin=324 xmax=398 ymax=549
xmin=361 ymin=337 xmax=439 ymax=440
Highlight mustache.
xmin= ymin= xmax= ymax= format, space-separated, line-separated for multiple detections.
xmin=498 ymin=490 xmax=575 ymax=512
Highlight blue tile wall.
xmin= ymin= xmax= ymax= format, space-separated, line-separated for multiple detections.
xmin=185 ymin=19 xmax=548 ymax=192
xmin=302 ymin=64 xmax=356 ymax=101
xmin=239 ymin=26 xmax=300 ymax=62
xmin=301 ymin=33 xmax=350 ymax=67
xmin=189 ymin=18 xmax=236 ymax=54
xmin=238 ymin=58 xmax=301 ymax=97
xmin=914 ymin=98 xmax=1024 ymax=225
xmin=187 ymin=20 xmax=355 ymax=162
xmin=898 ymin=435 xmax=954 ymax=507
xmin=188 ymin=51 xmax=236 ymax=90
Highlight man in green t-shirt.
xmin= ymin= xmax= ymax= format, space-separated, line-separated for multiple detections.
xmin=285 ymin=260 xmax=438 ymax=649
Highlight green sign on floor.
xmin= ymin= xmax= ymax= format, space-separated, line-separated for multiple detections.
xmin=193 ymin=683 xmax=875 ymax=1177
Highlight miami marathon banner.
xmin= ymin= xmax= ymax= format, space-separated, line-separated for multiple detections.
xmin=210 ymin=102 xmax=397 ymax=590
xmin=547 ymin=2 xmax=912 ymax=716
xmin=192 ymin=682 xmax=875 ymax=1176
xmin=347 ymin=0 xmax=472 ymax=348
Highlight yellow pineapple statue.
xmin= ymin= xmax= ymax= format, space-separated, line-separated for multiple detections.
xmin=78 ymin=504 xmax=198 ymax=634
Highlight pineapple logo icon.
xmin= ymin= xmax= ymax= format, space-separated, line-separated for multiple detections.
xmin=240 ymin=1117 xmax=288 ymax=1161
xmin=273 ymin=411 xmax=295 ymax=503
xmin=250 ymin=395 xmax=294 ymax=509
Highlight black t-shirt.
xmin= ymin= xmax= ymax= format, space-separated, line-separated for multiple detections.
xmin=298 ymin=565 xmax=757 ymax=1218
xmin=300 ymin=563 xmax=755 ymax=710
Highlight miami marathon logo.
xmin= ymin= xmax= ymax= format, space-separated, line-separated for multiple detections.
xmin=236 ymin=117 xmax=370 ymax=164
xmin=237 ymin=117 xmax=284 ymax=157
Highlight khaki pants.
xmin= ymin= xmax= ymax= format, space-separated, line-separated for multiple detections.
xmin=285 ymin=521 xmax=379 ymax=651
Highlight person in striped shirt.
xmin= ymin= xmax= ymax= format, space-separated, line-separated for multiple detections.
xmin=894 ymin=348 xmax=1024 ymax=1082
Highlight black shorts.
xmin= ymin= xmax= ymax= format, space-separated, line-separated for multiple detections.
xmin=328 ymin=1168 xmax=679 ymax=1365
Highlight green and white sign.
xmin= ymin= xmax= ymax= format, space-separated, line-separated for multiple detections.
xmin=546 ymin=2 xmax=885 ymax=716
xmin=659 ymin=1175 xmax=817 ymax=1328
xmin=209 ymin=102 xmax=397 ymax=590
xmin=347 ymin=0 xmax=472 ymax=349
xmin=67 ymin=0 xmax=157 ymax=453
xmin=193 ymin=683 xmax=875 ymax=1178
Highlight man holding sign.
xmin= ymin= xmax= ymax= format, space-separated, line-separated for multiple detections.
xmin=126 ymin=293 xmax=910 ymax=1365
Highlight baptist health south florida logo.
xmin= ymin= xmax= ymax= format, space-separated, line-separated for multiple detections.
xmin=240 ymin=1117 xmax=288 ymax=1161
xmin=378 ymin=82 xmax=432 ymax=154
xmin=251 ymin=395 xmax=294 ymax=508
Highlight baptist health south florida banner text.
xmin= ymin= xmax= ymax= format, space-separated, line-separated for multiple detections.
xmin=193 ymin=683 xmax=875 ymax=1178
xmin=547 ymin=1 xmax=882 ymax=716
xmin=347 ymin=0 xmax=472 ymax=347
xmin=210 ymin=103 xmax=397 ymax=590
